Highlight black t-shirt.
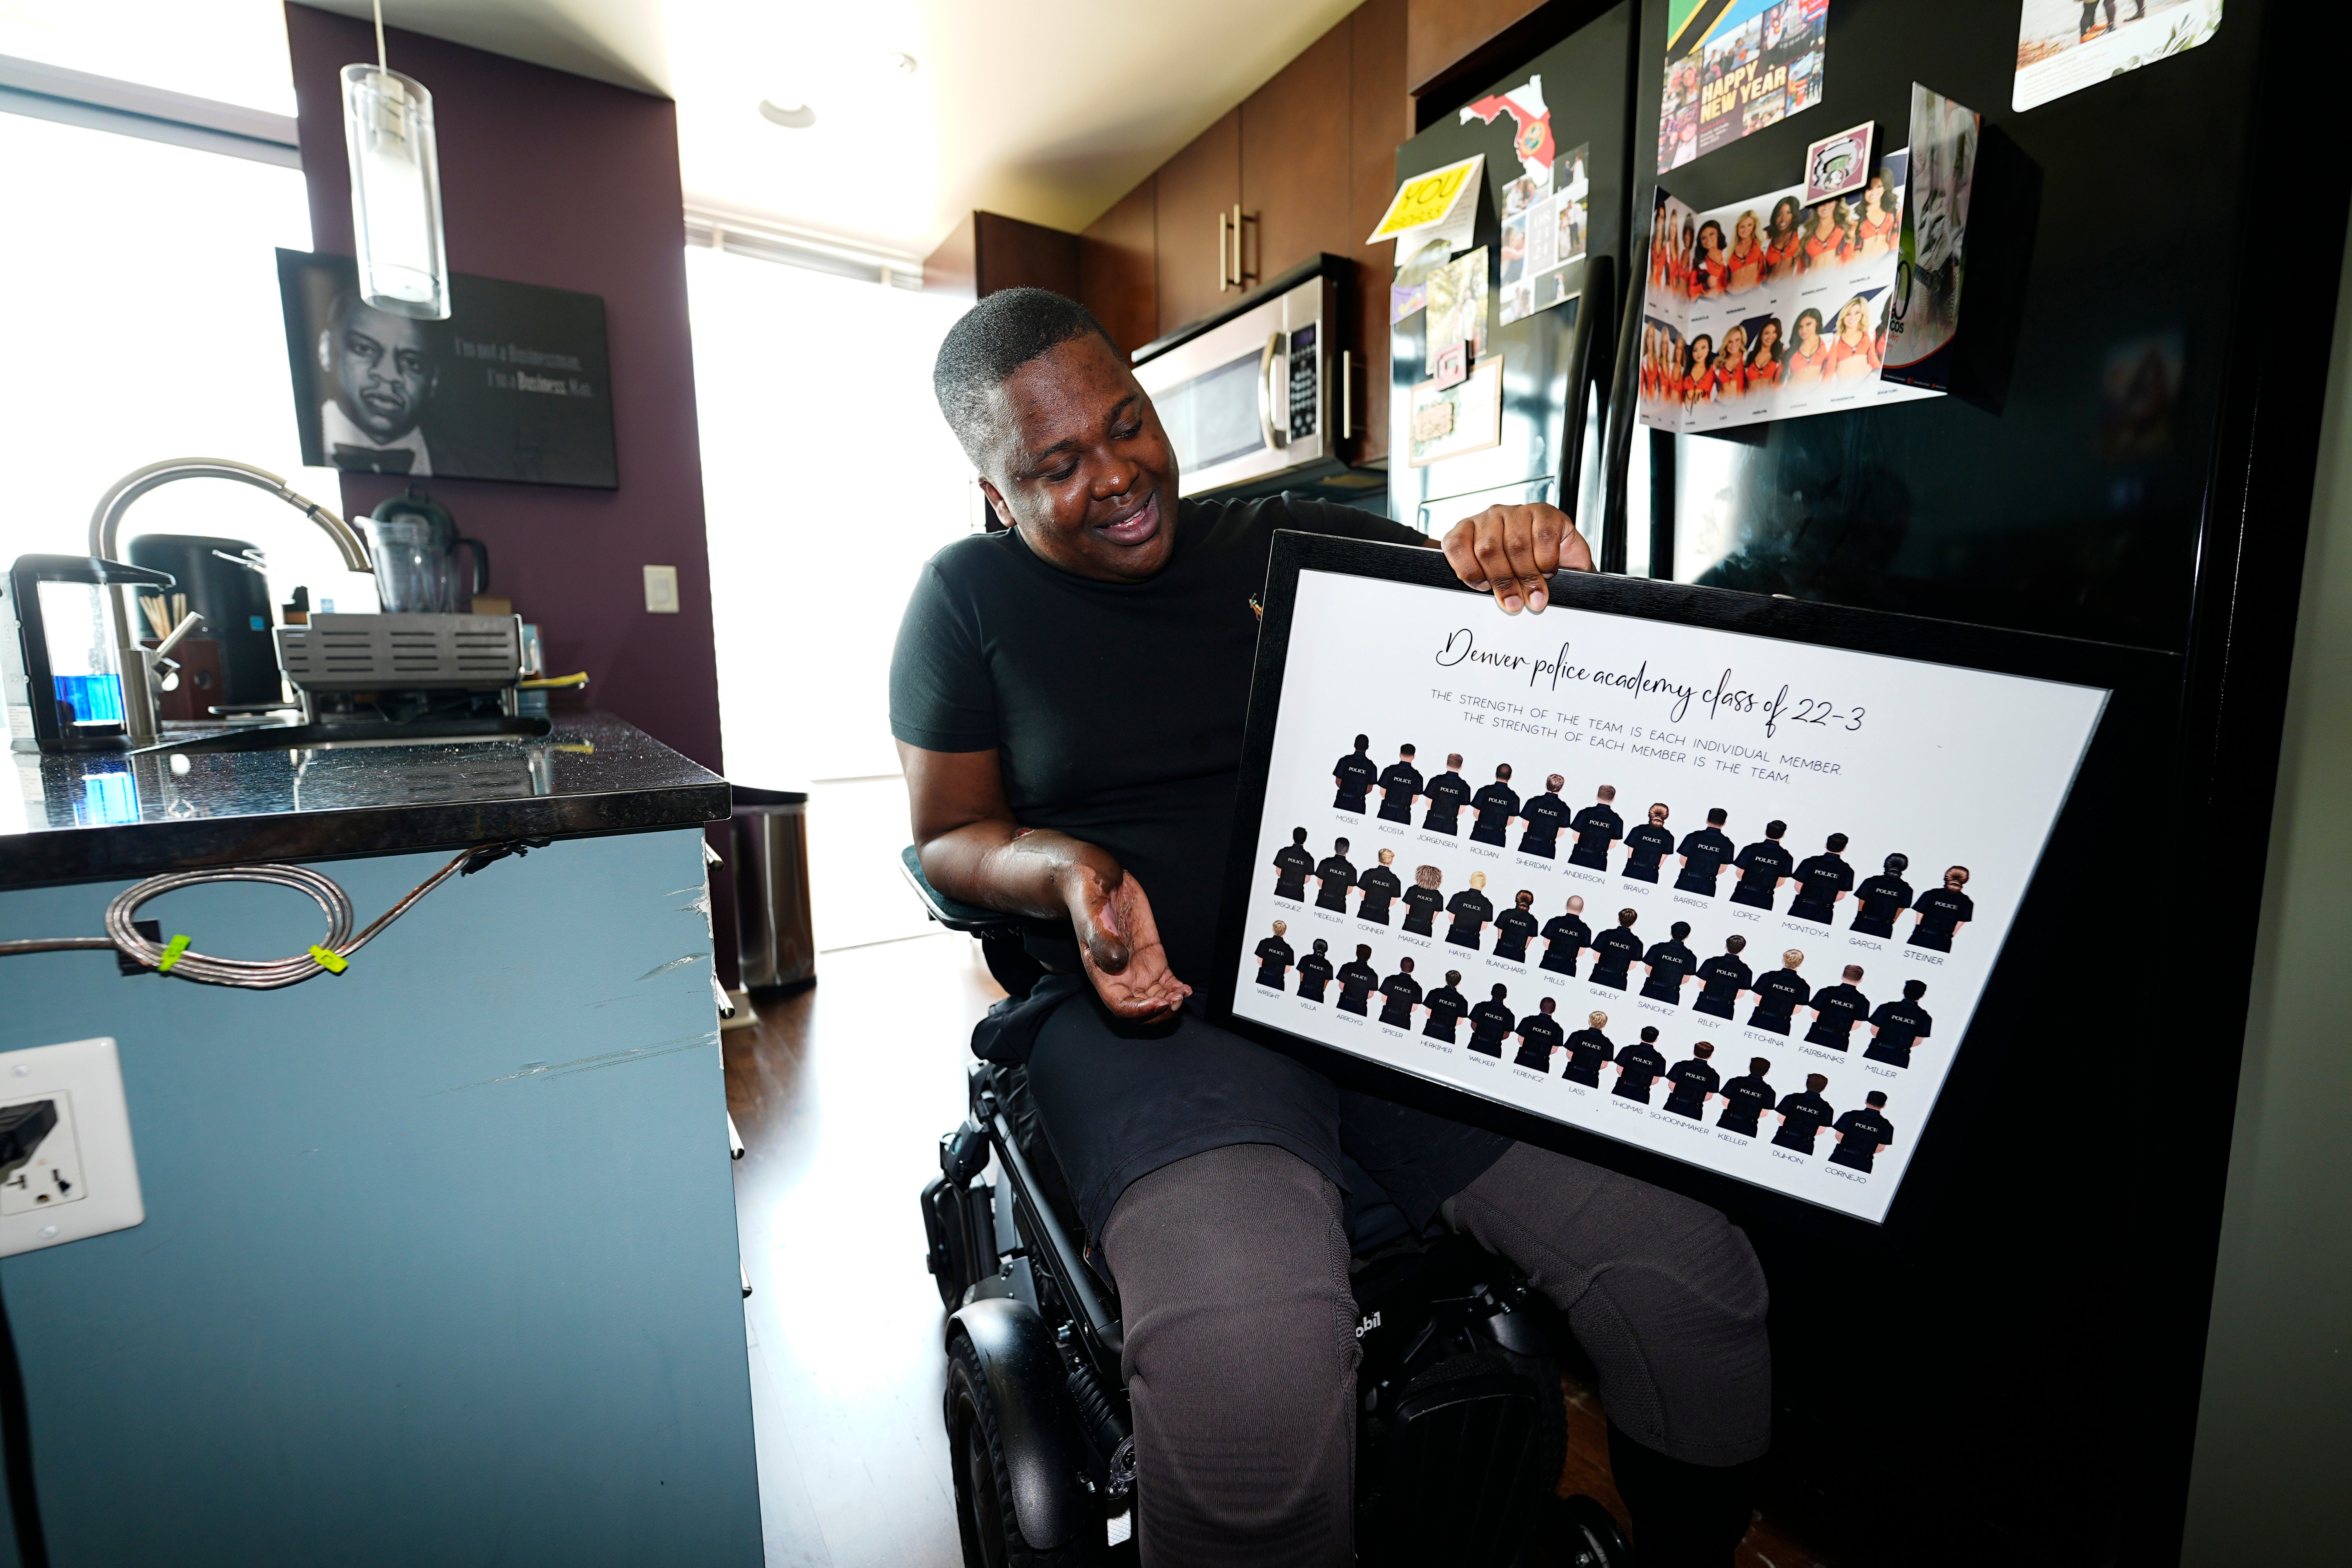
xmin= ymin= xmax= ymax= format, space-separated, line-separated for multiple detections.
xmin=1664 ymin=1057 xmax=1720 ymax=1112
xmin=1337 ymin=960 xmax=1379 ymax=1001
xmin=1423 ymin=985 xmax=1468 ymax=1033
xmin=1471 ymin=782 xmax=1521 ymax=832
xmin=1569 ymin=803 xmax=1624 ymax=859
xmin=1333 ymin=751 xmax=1379 ymax=802
xmin=1790 ymin=853 xmax=1855 ymax=909
xmin=1377 ymin=761 xmax=1423 ymax=807
xmin=1519 ymin=793 xmax=1570 ymax=844
xmin=1468 ymin=997 xmax=1515 ymax=1042
xmin=1718 ymin=1073 xmax=1775 ymax=1129
xmin=1514 ymin=1012 xmax=1564 ymax=1067
xmin=1773 ymin=1090 xmax=1833 ymax=1148
xmin=1314 ymin=855 xmax=1357 ymax=905
xmin=1614 ymin=1041 xmax=1667 ymax=1097
xmin=1751 ymin=967 xmax=1811 ymax=1016
xmin=1492 ymin=906 xmax=1539 ymax=955
xmin=1253 ymin=935 xmax=1294 ymax=975
xmin=1540 ymin=913 xmax=1592 ymax=956
xmin=1733 ymin=839 xmax=1794 ymax=892
xmin=1695 ymin=953 xmax=1752 ymax=1009
xmin=1675 ymin=827 xmax=1735 ymax=883
xmin=1272 ymin=842 xmax=1315 ymax=893
xmin=1446 ymin=889 xmax=1494 ymax=937
xmin=1830 ymin=1108 xmax=1895 ymax=1169
xmin=1642 ymin=939 xmax=1697 ymax=990
xmin=1356 ymin=865 xmax=1403 ymax=919
xmin=1296 ymin=953 xmax=1333 ymax=995
xmin=1622 ymin=822 xmax=1675 ymax=875
xmin=1422 ymin=772 xmax=1472 ymax=822
xmin=1378 ymin=972 xmax=1423 ymax=1014
xmin=1853 ymin=873 xmax=1913 ymax=927
xmin=1565 ymin=1028 xmax=1615 ymax=1077
xmin=1808 ymin=982 xmax=1870 ymax=1035
xmin=1868 ymin=1000 xmax=1933 ymax=1053
xmin=1913 ymin=886 xmax=1975 ymax=937
xmin=889 ymin=494 xmax=1420 ymax=988
xmin=1590 ymin=927 xmax=1644 ymax=973
xmin=1401 ymin=883 xmax=1445 ymax=929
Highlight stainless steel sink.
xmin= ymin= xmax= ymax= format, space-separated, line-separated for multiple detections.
xmin=141 ymin=714 xmax=552 ymax=755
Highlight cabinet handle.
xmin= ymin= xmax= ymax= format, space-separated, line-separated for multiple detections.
xmin=1218 ymin=211 xmax=1230 ymax=293
xmin=1341 ymin=349 xmax=1354 ymax=440
xmin=1232 ymin=203 xmax=1247 ymax=288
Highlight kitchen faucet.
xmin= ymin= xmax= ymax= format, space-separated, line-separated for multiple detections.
xmin=88 ymin=458 xmax=375 ymax=744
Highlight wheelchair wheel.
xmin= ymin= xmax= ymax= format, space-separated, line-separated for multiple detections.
xmin=946 ymin=1333 xmax=1100 ymax=1568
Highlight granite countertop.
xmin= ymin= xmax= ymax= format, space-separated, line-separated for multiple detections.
xmin=0 ymin=711 xmax=728 ymax=890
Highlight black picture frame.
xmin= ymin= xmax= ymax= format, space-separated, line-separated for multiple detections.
xmin=276 ymin=249 xmax=618 ymax=490
xmin=1208 ymin=532 xmax=2178 ymax=1243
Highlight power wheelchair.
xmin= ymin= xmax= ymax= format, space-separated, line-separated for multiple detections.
xmin=902 ymin=848 xmax=1635 ymax=1568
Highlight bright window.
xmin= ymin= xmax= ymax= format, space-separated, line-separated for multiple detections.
xmin=0 ymin=0 xmax=298 ymax=115
xmin=0 ymin=111 xmax=365 ymax=610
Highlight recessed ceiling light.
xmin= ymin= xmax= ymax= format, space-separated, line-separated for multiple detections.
xmin=759 ymin=99 xmax=815 ymax=129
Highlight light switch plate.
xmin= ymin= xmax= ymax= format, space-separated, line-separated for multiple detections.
xmin=643 ymin=564 xmax=680 ymax=613
xmin=0 ymin=1038 xmax=142 ymax=1258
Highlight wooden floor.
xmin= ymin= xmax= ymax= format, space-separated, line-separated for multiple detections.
xmin=726 ymin=930 xmax=1829 ymax=1568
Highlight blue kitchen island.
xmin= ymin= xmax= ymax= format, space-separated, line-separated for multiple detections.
xmin=0 ymin=714 xmax=760 ymax=1566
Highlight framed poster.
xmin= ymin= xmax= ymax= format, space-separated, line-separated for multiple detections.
xmin=1210 ymin=535 xmax=2167 ymax=1231
xmin=276 ymin=249 xmax=618 ymax=488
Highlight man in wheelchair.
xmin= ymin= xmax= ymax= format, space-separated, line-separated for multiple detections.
xmin=893 ymin=289 xmax=1768 ymax=1567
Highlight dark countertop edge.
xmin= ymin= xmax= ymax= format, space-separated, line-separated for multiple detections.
xmin=0 ymin=780 xmax=730 ymax=893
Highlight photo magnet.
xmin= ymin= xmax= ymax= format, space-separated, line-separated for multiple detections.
xmin=1804 ymin=122 xmax=1875 ymax=204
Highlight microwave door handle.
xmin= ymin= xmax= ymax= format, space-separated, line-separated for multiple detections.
xmin=1557 ymin=254 xmax=1613 ymax=527
xmin=1258 ymin=332 xmax=1289 ymax=449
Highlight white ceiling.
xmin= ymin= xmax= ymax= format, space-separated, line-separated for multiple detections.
xmin=300 ymin=0 xmax=1362 ymax=261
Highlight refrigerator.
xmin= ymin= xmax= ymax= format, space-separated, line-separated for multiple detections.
xmin=1386 ymin=3 xmax=2341 ymax=1562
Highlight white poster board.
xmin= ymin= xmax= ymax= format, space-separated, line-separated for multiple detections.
xmin=1229 ymin=567 xmax=2108 ymax=1222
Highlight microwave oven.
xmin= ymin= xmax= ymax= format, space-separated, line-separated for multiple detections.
xmin=1132 ymin=258 xmax=1366 ymax=499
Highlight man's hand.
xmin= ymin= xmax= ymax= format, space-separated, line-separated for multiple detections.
xmin=1062 ymin=863 xmax=1190 ymax=1020
xmin=1439 ymin=502 xmax=1595 ymax=614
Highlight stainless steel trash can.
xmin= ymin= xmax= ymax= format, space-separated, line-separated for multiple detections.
xmin=731 ymin=785 xmax=815 ymax=990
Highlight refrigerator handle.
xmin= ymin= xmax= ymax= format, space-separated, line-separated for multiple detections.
xmin=1597 ymin=237 xmax=1647 ymax=575
xmin=1557 ymin=254 xmax=1613 ymax=532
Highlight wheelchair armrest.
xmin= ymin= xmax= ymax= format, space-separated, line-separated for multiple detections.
xmin=900 ymin=845 xmax=1028 ymax=938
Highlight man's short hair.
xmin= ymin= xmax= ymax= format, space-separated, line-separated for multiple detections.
xmin=1766 ymin=819 xmax=1787 ymax=837
xmin=1750 ymin=1056 xmax=1771 ymax=1074
xmin=1903 ymin=978 xmax=1927 ymax=999
xmin=1844 ymin=964 xmax=1863 ymax=980
xmin=1670 ymin=920 xmax=1691 ymax=938
xmin=1826 ymin=832 xmax=1849 ymax=851
xmin=1400 ymin=743 xmax=1416 ymax=757
xmin=1707 ymin=807 xmax=1727 ymax=824
xmin=1447 ymin=752 xmax=1464 ymax=767
xmin=1619 ymin=907 xmax=1638 ymax=924
xmin=1866 ymin=1090 xmax=1887 ymax=1107
xmin=1397 ymin=955 xmax=1413 ymax=971
xmin=1356 ymin=944 xmax=1373 ymax=960
xmin=1354 ymin=733 xmax=1369 ymax=749
xmin=1334 ymin=837 xmax=1349 ymax=853
xmin=1495 ymin=762 xmax=1512 ymax=779
xmin=1806 ymin=1073 xmax=1828 ymax=1091
xmin=932 ymin=288 xmax=1116 ymax=460
xmin=1445 ymin=970 xmax=1461 ymax=984
xmin=1640 ymin=1025 xmax=1659 ymax=1041
xmin=1597 ymin=784 xmax=1617 ymax=800
xmin=1693 ymin=1041 xmax=1713 ymax=1057
xmin=1726 ymin=934 xmax=1746 ymax=953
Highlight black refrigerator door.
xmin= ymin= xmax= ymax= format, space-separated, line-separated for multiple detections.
xmin=1628 ymin=0 xmax=2269 ymax=653
xmin=1387 ymin=2 xmax=1633 ymax=534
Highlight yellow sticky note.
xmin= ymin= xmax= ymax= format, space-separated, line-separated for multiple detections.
xmin=1365 ymin=155 xmax=1484 ymax=243
xmin=309 ymin=944 xmax=348 ymax=975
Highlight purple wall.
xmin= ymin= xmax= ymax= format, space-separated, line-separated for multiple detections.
xmin=285 ymin=6 xmax=744 ymax=986
xmin=283 ymin=4 xmax=720 ymax=775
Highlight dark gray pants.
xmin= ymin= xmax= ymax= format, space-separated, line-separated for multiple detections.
xmin=1099 ymin=1141 xmax=1771 ymax=1568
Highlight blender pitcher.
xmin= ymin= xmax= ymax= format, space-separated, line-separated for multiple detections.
xmin=366 ymin=486 xmax=488 ymax=613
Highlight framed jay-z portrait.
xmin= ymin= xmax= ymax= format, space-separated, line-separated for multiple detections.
xmin=1209 ymin=532 xmax=2176 ymax=1236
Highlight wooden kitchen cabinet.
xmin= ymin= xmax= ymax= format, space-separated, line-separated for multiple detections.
xmin=1240 ymin=27 xmax=1353 ymax=292
xmin=1152 ymin=109 xmax=1241 ymax=341
xmin=1080 ymin=180 xmax=1157 ymax=356
xmin=1348 ymin=0 xmax=1407 ymax=463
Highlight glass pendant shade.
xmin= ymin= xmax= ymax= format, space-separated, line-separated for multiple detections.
xmin=340 ymin=64 xmax=450 ymax=320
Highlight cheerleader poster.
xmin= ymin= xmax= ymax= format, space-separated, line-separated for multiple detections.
xmin=1226 ymin=562 xmax=2109 ymax=1223
xmin=1636 ymin=146 xmax=1942 ymax=434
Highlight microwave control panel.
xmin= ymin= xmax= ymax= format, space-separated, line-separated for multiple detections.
xmin=1287 ymin=322 xmax=1319 ymax=442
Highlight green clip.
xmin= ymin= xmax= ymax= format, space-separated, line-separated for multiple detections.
xmin=156 ymin=934 xmax=191 ymax=973
xmin=308 ymin=945 xmax=348 ymax=975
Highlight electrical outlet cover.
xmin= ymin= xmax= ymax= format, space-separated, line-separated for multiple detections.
xmin=0 ymin=1038 xmax=142 ymax=1257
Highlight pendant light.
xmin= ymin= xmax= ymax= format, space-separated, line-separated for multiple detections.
xmin=340 ymin=0 xmax=450 ymax=319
